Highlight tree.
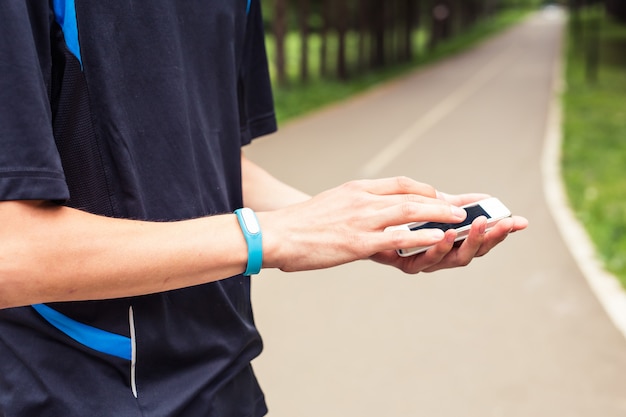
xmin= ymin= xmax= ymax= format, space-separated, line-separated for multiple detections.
xmin=298 ymin=0 xmax=311 ymax=82
xmin=336 ymin=0 xmax=349 ymax=80
xmin=605 ymin=0 xmax=626 ymax=23
xmin=266 ymin=0 xmax=511 ymax=85
xmin=429 ymin=0 xmax=453 ymax=51
xmin=273 ymin=0 xmax=288 ymax=86
xmin=401 ymin=0 xmax=420 ymax=62
xmin=370 ymin=1 xmax=387 ymax=68
xmin=320 ymin=0 xmax=331 ymax=77
xmin=357 ymin=0 xmax=370 ymax=72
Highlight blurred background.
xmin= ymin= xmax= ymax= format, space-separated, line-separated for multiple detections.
xmin=246 ymin=1 xmax=626 ymax=416
xmin=264 ymin=0 xmax=549 ymax=121
xmin=259 ymin=0 xmax=626 ymax=294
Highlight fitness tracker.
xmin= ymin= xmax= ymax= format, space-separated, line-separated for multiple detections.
xmin=234 ymin=208 xmax=263 ymax=276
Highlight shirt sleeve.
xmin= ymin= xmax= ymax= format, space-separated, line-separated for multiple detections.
xmin=238 ymin=0 xmax=278 ymax=145
xmin=0 ymin=3 xmax=69 ymax=202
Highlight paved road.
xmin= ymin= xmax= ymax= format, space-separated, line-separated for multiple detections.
xmin=246 ymin=9 xmax=626 ymax=417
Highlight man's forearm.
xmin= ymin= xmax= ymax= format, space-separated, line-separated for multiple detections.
xmin=0 ymin=201 xmax=248 ymax=309
xmin=241 ymin=152 xmax=311 ymax=211
xmin=0 ymin=155 xmax=313 ymax=309
xmin=0 ymin=174 xmax=525 ymax=309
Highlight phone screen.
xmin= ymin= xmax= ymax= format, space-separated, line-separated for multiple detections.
xmin=409 ymin=204 xmax=491 ymax=232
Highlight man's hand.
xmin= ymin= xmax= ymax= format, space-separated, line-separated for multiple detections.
xmin=258 ymin=177 xmax=506 ymax=273
xmin=258 ymin=180 xmax=527 ymax=274
xmin=370 ymin=192 xmax=528 ymax=273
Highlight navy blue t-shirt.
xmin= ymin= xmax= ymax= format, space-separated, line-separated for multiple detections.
xmin=0 ymin=1 xmax=276 ymax=416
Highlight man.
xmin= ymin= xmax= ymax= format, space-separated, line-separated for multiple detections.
xmin=0 ymin=1 xmax=527 ymax=416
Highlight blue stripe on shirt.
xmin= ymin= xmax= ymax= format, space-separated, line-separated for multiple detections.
xmin=52 ymin=0 xmax=82 ymax=65
xmin=32 ymin=304 xmax=132 ymax=361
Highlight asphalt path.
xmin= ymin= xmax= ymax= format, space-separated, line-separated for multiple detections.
xmin=245 ymin=8 xmax=626 ymax=417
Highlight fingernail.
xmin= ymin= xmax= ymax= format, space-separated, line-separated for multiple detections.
xmin=436 ymin=191 xmax=451 ymax=201
xmin=452 ymin=206 xmax=466 ymax=219
xmin=426 ymin=229 xmax=445 ymax=240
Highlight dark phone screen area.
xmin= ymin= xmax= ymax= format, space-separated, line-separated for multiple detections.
xmin=410 ymin=205 xmax=491 ymax=232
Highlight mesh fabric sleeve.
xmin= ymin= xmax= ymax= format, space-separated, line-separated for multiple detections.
xmin=0 ymin=3 xmax=69 ymax=202
xmin=238 ymin=0 xmax=278 ymax=145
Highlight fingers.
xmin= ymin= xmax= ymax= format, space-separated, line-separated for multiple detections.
xmin=335 ymin=177 xmax=468 ymax=229
xmin=407 ymin=229 xmax=458 ymax=269
xmin=413 ymin=217 xmax=486 ymax=272
xmin=370 ymin=229 xmax=457 ymax=273
xmin=380 ymin=227 xmax=446 ymax=255
xmin=265 ymin=175 xmax=528 ymax=274
xmin=473 ymin=217 xmax=513 ymax=257
xmin=409 ymin=215 xmax=527 ymax=273
xmin=353 ymin=177 xmax=438 ymax=199
xmin=446 ymin=216 xmax=488 ymax=262
xmin=371 ymin=199 xmax=467 ymax=230
xmin=509 ymin=215 xmax=529 ymax=232
xmin=471 ymin=216 xmax=528 ymax=256
xmin=436 ymin=192 xmax=492 ymax=206
xmin=383 ymin=215 xmax=507 ymax=273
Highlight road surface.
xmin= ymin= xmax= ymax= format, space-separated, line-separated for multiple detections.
xmin=245 ymin=8 xmax=626 ymax=417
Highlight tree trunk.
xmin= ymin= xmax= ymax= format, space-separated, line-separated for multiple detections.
xmin=370 ymin=1 xmax=386 ymax=68
xmin=402 ymin=0 xmax=417 ymax=62
xmin=298 ymin=0 xmax=310 ymax=82
xmin=336 ymin=0 xmax=349 ymax=80
xmin=273 ymin=0 xmax=288 ymax=86
xmin=357 ymin=0 xmax=369 ymax=72
xmin=320 ymin=0 xmax=331 ymax=77
xmin=606 ymin=0 xmax=626 ymax=23
xmin=429 ymin=0 xmax=452 ymax=51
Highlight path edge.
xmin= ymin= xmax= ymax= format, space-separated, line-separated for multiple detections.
xmin=541 ymin=31 xmax=626 ymax=341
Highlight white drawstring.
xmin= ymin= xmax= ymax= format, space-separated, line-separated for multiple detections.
xmin=129 ymin=306 xmax=138 ymax=398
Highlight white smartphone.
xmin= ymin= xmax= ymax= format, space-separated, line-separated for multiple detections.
xmin=387 ymin=197 xmax=512 ymax=257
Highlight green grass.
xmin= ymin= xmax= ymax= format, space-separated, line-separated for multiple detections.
xmin=562 ymin=8 xmax=626 ymax=287
xmin=265 ymin=9 xmax=533 ymax=123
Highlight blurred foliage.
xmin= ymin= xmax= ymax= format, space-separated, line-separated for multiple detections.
xmin=263 ymin=1 xmax=540 ymax=122
xmin=563 ymin=4 xmax=626 ymax=287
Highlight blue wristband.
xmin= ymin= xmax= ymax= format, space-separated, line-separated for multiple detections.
xmin=234 ymin=208 xmax=263 ymax=276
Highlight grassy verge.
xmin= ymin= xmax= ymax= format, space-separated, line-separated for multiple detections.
xmin=562 ymin=8 xmax=626 ymax=288
xmin=266 ymin=9 xmax=533 ymax=123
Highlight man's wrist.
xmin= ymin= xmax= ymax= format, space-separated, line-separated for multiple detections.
xmin=234 ymin=208 xmax=263 ymax=276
